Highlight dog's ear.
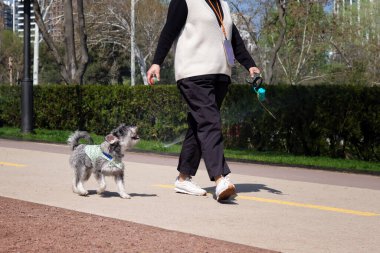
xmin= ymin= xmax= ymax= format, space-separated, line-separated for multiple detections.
xmin=105 ymin=134 xmax=119 ymax=144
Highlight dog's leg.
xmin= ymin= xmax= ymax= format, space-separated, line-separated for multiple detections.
xmin=77 ymin=180 xmax=88 ymax=196
xmin=72 ymin=177 xmax=79 ymax=194
xmin=75 ymin=167 xmax=90 ymax=196
xmin=72 ymin=167 xmax=82 ymax=194
xmin=115 ymin=173 xmax=130 ymax=199
xmin=95 ymin=173 xmax=106 ymax=194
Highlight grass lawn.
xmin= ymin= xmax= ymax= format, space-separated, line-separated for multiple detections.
xmin=0 ymin=127 xmax=379 ymax=175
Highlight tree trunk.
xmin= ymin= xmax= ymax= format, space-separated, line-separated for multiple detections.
xmin=131 ymin=0 xmax=136 ymax=86
xmin=33 ymin=24 xmax=39 ymax=85
xmin=8 ymin=57 xmax=13 ymax=85
xmin=33 ymin=0 xmax=88 ymax=85
xmin=64 ymin=0 xmax=77 ymax=82
xmin=33 ymin=0 xmax=54 ymax=86
xmin=135 ymin=45 xmax=148 ymax=85
xmin=33 ymin=1 xmax=69 ymax=83
xmin=74 ymin=0 xmax=89 ymax=84
xmin=267 ymin=0 xmax=287 ymax=85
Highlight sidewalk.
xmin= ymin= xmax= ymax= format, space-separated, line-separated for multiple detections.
xmin=1 ymin=139 xmax=380 ymax=252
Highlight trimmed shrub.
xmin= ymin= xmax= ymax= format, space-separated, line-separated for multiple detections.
xmin=0 ymin=84 xmax=379 ymax=161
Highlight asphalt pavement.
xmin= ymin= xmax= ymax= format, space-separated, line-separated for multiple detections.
xmin=1 ymin=139 xmax=379 ymax=253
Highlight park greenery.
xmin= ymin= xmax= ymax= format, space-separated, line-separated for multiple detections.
xmin=0 ymin=0 xmax=379 ymax=85
xmin=0 ymin=84 xmax=379 ymax=162
xmin=0 ymin=126 xmax=379 ymax=174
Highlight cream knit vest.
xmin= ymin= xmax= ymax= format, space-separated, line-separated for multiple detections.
xmin=173 ymin=0 xmax=233 ymax=81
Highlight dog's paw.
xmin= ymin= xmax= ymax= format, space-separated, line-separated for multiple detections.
xmin=79 ymin=190 xmax=89 ymax=196
xmin=120 ymin=193 xmax=131 ymax=199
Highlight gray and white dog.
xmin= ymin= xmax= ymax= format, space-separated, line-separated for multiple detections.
xmin=67 ymin=124 xmax=139 ymax=199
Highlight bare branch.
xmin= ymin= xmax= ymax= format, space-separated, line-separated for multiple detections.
xmin=267 ymin=0 xmax=287 ymax=84
xmin=74 ymin=0 xmax=89 ymax=83
xmin=33 ymin=1 xmax=70 ymax=82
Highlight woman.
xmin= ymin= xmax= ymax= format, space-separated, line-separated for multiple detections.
xmin=147 ymin=0 xmax=260 ymax=201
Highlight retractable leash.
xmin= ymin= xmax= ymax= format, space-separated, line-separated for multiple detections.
xmin=148 ymin=75 xmax=186 ymax=148
xmin=246 ymin=74 xmax=277 ymax=120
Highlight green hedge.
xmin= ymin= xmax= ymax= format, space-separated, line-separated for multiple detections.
xmin=222 ymin=85 xmax=380 ymax=161
xmin=0 ymin=85 xmax=188 ymax=143
xmin=0 ymin=84 xmax=379 ymax=161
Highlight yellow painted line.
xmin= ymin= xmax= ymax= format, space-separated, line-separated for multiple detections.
xmin=155 ymin=184 xmax=174 ymax=189
xmin=0 ymin=161 xmax=26 ymax=167
xmin=236 ymin=195 xmax=379 ymax=217
xmin=154 ymin=184 xmax=380 ymax=217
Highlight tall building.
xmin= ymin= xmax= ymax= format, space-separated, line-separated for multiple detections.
xmin=13 ymin=0 xmax=37 ymax=37
xmin=10 ymin=0 xmax=64 ymax=41
xmin=0 ymin=1 xmax=13 ymax=30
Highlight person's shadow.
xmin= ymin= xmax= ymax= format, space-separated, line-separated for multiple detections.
xmin=204 ymin=183 xmax=282 ymax=195
xmin=204 ymin=183 xmax=283 ymax=204
xmin=236 ymin=184 xmax=283 ymax=195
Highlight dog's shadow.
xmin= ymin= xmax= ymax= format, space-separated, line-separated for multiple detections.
xmin=204 ymin=183 xmax=283 ymax=204
xmin=87 ymin=190 xmax=157 ymax=198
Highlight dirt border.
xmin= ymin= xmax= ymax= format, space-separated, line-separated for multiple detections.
xmin=0 ymin=196 xmax=277 ymax=253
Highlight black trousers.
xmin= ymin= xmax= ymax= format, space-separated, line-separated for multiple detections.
xmin=177 ymin=74 xmax=231 ymax=181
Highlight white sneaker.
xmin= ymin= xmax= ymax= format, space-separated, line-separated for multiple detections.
xmin=215 ymin=176 xmax=237 ymax=201
xmin=174 ymin=177 xmax=207 ymax=196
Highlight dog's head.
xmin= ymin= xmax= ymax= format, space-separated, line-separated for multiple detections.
xmin=105 ymin=124 xmax=140 ymax=153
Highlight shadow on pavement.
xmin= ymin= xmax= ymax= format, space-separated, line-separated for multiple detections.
xmin=87 ymin=190 xmax=158 ymax=198
xmin=129 ymin=193 xmax=158 ymax=197
xmin=235 ymin=184 xmax=283 ymax=195
xmin=204 ymin=184 xmax=283 ymax=195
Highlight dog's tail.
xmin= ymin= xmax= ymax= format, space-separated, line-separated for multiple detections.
xmin=67 ymin=131 xmax=94 ymax=150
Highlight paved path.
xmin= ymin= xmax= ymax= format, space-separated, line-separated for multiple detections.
xmin=1 ymin=139 xmax=380 ymax=253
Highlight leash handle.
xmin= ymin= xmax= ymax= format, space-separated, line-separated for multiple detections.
xmin=246 ymin=74 xmax=277 ymax=120
xmin=246 ymin=73 xmax=264 ymax=88
xmin=246 ymin=74 xmax=265 ymax=102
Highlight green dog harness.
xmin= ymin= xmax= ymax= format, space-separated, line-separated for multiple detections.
xmin=84 ymin=145 xmax=123 ymax=169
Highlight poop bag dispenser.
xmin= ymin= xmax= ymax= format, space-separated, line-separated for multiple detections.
xmin=246 ymin=74 xmax=266 ymax=102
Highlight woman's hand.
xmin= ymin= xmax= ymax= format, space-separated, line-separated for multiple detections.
xmin=147 ymin=64 xmax=161 ymax=85
xmin=249 ymin=67 xmax=261 ymax=77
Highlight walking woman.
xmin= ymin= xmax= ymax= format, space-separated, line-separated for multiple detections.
xmin=147 ymin=0 xmax=260 ymax=201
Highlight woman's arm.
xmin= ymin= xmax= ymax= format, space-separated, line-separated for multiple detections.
xmin=152 ymin=0 xmax=188 ymax=65
xmin=231 ymin=24 xmax=257 ymax=70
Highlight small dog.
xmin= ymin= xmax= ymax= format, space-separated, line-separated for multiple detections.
xmin=67 ymin=124 xmax=140 ymax=199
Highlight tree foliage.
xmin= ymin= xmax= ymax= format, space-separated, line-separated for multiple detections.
xmin=230 ymin=0 xmax=379 ymax=85
xmin=86 ymin=0 xmax=168 ymax=85
xmin=2 ymin=0 xmax=378 ymax=86
xmin=0 ymin=30 xmax=23 ymax=85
